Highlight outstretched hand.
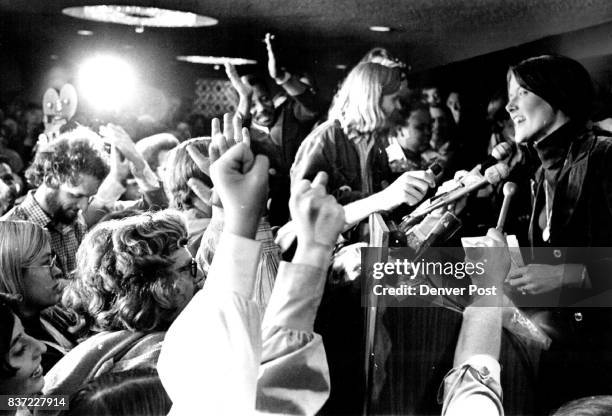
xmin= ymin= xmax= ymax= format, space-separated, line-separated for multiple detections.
xmin=380 ymin=170 xmax=436 ymax=210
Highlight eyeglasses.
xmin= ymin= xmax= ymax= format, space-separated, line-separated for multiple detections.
xmin=176 ymin=246 xmax=200 ymax=278
xmin=23 ymin=254 xmax=58 ymax=271
xmin=190 ymin=258 xmax=199 ymax=278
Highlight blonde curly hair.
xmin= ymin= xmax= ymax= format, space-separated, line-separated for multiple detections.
xmin=62 ymin=210 xmax=189 ymax=337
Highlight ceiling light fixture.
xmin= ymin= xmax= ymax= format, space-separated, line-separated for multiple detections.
xmin=335 ymin=64 xmax=347 ymax=70
xmin=63 ymin=6 xmax=218 ymax=28
xmin=369 ymin=26 xmax=392 ymax=32
xmin=77 ymin=30 xmax=94 ymax=36
xmin=176 ymin=56 xmax=257 ymax=66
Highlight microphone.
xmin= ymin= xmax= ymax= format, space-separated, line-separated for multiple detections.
xmin=496 ymin=182 xmax=517 ymax=231
xmin=424 ymin=143 xmax=511 ymax=204
xmin=427 ymin=162 xmax=443 ymax=177
xmin=479 ymin=142 xmax=512 ymax=174
xmin=399 ymin=163 xmax=510 ymax=231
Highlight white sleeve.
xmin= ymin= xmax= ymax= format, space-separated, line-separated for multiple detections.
xmin=256 ymin=262 xmax=330 ymax=415
xmin=441 ymin=354 xmax=504 ymax=416
xmin=158 ymin=232 xmax=262 ymax=416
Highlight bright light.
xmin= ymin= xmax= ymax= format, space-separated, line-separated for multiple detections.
xmin=77 ymin=30 xmax=94 ymax=36
xmin=369 ymin=26 xmax=392 ymax=32
xmin=77 ymin=55 xmax=136 ymax=113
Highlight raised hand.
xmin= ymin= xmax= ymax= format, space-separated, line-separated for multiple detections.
xmin=290 ymin=172 xmax=345 ymax=249
xmin=224 ymin=63 xmax=252 ymax=99
xmin=186 ymin=114 xmax=252 ymax=209
xmin=208 ymin=113 xmax=251 ymax=163
xmin=209 ymin=141 xmax=269 ymax=239
xmin=99 ymin=123 xmax=145 ymax=175
xmin=264 ymin=33 xmax=283 ymax=81
xmin=108 ymin=143 xmax=130 ymax=183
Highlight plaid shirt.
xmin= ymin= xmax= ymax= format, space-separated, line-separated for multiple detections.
xmin=1 ymin=191 xmax=86 ymax=276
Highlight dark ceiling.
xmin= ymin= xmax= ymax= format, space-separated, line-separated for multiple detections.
xmin=2 ymin=0 xmax=612 ymax=103
xmin=3 ymin=0 xmax=612 ymax=69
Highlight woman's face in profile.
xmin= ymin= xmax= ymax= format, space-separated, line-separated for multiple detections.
xmin=506 ymin=73 xmax=559 ymax=143
xmin=0 ymin=315 xmax=47 ymax=395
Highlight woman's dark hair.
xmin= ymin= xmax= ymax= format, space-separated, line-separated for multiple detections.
xmin=399 ymin=99 xmax=430 ymax=123
xmin=508 ymin=54 xmax=595 ymax=123
xmin=59 ymin=368 xmax=171 ymax=416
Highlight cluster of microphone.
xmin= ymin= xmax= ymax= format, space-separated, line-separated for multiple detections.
xmin=397 ymin=142 xmax=517 ymax=248
xmin=399 ymin=142 xmax=514 ymax=230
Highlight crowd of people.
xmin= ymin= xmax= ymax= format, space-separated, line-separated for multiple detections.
xmin=1 ymin=32 xmax=612 ymax=416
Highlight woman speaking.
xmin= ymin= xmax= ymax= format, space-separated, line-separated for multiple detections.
xmin=504 ymin=54 xmax=612 ymax=411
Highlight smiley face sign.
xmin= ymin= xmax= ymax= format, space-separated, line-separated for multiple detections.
xmin=42 ymin=84 xmax=78 ymax=136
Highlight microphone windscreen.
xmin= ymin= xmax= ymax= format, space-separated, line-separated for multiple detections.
xmin=502 ymin=181 xmax=517 ymax=196
xmin=484 ymin=163 xmax=510 ymax=184
xmin=491 ymin=142 xmax=512 ymax=160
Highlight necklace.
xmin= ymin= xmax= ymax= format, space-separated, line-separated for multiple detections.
xmin=542 ymin=180 xmax=552 ymax=242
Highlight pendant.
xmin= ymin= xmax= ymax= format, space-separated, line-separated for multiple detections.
xmin=542 ymin=226 xmax=550 ymax=242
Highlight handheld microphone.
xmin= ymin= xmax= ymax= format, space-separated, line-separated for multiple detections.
xmin=399 ymin=163 xmax=510 ymax=231
xmin=427 ymin=162 xmax=443 ymax=177
xmin=496 ymin=182 xmax=517 ymax=231
xmin=479 ymin=142 xmax=512 ymax=174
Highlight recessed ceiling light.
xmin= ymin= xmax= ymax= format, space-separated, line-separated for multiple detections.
xmin=176 ymin=56 xmax=257 ymax=65
xmin=335 ymin=64 xmax=347 ymax=70
xmin=77 ymin=30 xmax=94 ymax=36
xmin=369 ymin=26 xmax=392 ymax=32
xmin=63 ymin=6 xmax=218 ymax=28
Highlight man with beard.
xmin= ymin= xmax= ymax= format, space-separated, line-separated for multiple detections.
xmin=226 ymin=33 xmax=321 ymax=226
xmin=1 ymin=125 xmax=162 ymax=276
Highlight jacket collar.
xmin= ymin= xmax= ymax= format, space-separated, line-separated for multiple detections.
xmin=529 ymin=125 xmax=595 ymax=246
xmin=533 ymin=121 xmax=580 ymax=169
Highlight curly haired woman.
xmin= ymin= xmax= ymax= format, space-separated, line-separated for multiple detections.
xmin=42 ymin=210 xmax=202 ymax=398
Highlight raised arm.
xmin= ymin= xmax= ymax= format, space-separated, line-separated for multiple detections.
xmin=158 ymin=132 xmax=269 ymax=415
xmin=258 ymin=172 xmax=344 ymax=414
xmin=264 ymin=32 xmax=320 ymax=120
xmin=225 ymin=63 xmax=253 ymax=122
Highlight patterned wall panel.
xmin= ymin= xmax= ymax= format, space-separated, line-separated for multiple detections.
xmin=193 ymin=78 xmax=237 ymax=118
